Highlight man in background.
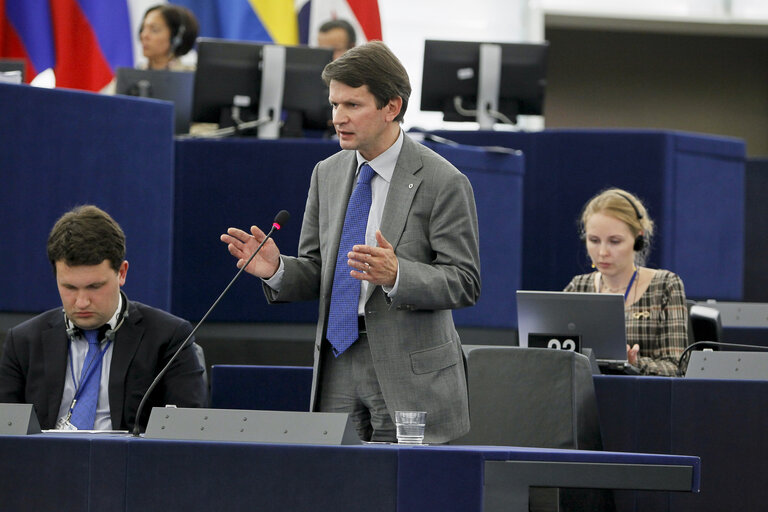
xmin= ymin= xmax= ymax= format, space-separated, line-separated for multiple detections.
xmin=317 ymin=19 xmax=357 ymax=60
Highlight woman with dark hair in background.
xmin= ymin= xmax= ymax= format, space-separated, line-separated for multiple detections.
xmin=564 ymin=188 xmax=689 ymax=376
xmin=139 ymin=3 xmax=199 ymax=71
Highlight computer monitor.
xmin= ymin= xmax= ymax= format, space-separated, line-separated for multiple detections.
xmin=281 ymin=45 xmax=334 ymax=137
xmin=421 ymin=40 xmax=549 ymax=129
xmin=0 ymin=58 xmax=25 ymax=83
xmin=192 ymin=38 xmax=264 ymax=128
xmin=192 ymin=38 xmax=333 ymax=138
xmin=115 ymin=67 xmax=194 ymax=135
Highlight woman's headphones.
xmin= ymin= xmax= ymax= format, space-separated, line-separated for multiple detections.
xmin=171 ymin=23 xmax=186 ymax=55
xmin=615 ymin=192 xmax=646 ymax=252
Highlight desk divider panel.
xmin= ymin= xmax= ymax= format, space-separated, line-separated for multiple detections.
xmin=0 ymin=83 xmax=175 ymax=311
xmin=744 ymin=159 xmax=768 ymax=301
xmin=428 ymin=129 xmax=745 ymax=302
xmin=210 ymin=364 xmax=313 ymax=411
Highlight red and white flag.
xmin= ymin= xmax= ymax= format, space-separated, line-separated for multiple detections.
xmin=297 ymin=0 xmax=382 ymax=46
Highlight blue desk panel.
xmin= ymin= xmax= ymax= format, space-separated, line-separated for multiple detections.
xmin=210 ymin=364 xmax=312 ymax=411
xmin=744 ymin=158 xmax=768 ymax=301
xmin=0 ymin=433 xmax=129 ymax=512
xmin=0 ymin=433 xmax=698 ymax=512
xmin=594 ymin=375 xmax=768 ymax=512
xmin=209 ymin=364 xmax=762 ymax=512
xmin=171 ymin=137 xmax=524 ymax=327
xmin=0 ymin=83 xmax=176 ymax=311
xmin=428 ymin=129 xmax=746 ymax=301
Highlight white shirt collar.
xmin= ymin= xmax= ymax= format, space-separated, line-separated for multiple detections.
xmin=104 ymin=292 xmax=123 ymax=331
xmin=355 ymin=128 xmax=404 ymax=182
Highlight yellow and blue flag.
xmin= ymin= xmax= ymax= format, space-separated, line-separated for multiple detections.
xmin=176 ymin=0 xmax=299 ymax=44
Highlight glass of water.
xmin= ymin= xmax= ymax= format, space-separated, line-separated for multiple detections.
xmin=395 ymin=410 xmax=427 ymax=444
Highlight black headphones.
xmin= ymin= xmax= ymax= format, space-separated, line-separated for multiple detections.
xmin=171 ymin=23 xmax=186 ymax=55
xmin=615 ymin=192 xmax=646 ymax=252
xmin=64 ymin=291 xmax=129 ymax=343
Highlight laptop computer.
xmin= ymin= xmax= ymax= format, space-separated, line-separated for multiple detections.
xmin=516 ymin=290 xmax=638 ymax=374
xmin=115 ymin=67 xmax=194 ymax=134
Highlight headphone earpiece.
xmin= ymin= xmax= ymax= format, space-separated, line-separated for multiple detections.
xmin=633 ymin=234 xmax=645 ymax=252
xmin=171 ymin=23 xmax=186 ymax=54
xmin=104 ymin=309 xmax=128 ymax=341
xmin=616 ymin=192 xmax=646 ymax=252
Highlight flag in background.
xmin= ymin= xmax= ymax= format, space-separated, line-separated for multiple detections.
xmin=0 ymin=0 xmax=133 ymax=90
xmin=50 ymin=0 xmax=133 ymax=90
xmin=175 ymin=0 xmax=298 ymax=44
xmin=0 ymin=0 xmax=381 ymax=89
xmin=174 ymin=0 xmax=380 ymax=47
xmin=1 ymin=0 xmax=56 ymax=81
xmin=305 ymin=0 xmax=381 ymax=46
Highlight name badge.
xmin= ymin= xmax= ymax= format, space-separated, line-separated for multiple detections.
xmin=54 ymin=416 xmax=78 ymax=431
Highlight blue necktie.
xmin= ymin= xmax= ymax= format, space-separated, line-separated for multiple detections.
xmin=69 ymin=329 xmax=102 ymax=430
xmin=327 ymin=163 xmax=376 ymax=356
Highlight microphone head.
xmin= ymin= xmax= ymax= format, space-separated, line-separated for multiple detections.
xmin=272 ymin=210 xmax=290 ymax=230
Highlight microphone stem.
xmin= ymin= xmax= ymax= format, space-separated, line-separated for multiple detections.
xmin=131 ymin=226 xmax=277 ymax=436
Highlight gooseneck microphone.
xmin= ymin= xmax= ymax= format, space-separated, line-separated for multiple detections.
xmin=131 ymin=210 xmax=290 ymax=436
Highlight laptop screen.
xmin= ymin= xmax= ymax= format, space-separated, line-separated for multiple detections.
xmin=516 ymin=290 xmax=627 ymax=362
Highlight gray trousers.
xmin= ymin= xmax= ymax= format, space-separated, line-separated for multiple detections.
xmin=317 ymin=331 xmax=396 ymax=442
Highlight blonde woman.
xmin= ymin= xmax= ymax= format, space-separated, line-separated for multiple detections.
xmin=565 ymin=188 xmax=688 ymax=376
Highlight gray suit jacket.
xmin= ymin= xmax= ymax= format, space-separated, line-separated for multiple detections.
xmin=267 ymin=133 xmax=480 ymax=443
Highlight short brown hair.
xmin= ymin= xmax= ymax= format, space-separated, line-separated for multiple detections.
xmin=321 ymin=40 xmax=411 ymax=123
xmin=47 ymin=205 xmax=126 ymax=274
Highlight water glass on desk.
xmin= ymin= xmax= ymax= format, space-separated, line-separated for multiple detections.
xmin=395 ymin=411 xmax=426 ymax=444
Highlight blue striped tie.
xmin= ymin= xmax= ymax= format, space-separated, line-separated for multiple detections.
xmin=69 ymin=329 xmax=102 ymax=430
xmin=327 ymin=163 xmax=376 ymax=356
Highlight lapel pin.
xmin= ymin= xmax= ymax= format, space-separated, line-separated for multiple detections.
xmin=408 ymin=183 xmax=413 ymax=189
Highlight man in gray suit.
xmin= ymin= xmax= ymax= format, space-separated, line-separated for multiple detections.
xmin=221 ymin=41 xmax=480 ymax=444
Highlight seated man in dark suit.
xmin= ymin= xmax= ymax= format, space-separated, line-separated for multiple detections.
xmin=0 ymin=205 xmax=206 ymax=431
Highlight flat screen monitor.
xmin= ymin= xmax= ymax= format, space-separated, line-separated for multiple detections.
xmin=115 ymin=67 xmax=194 ymax=134
xmin=192 ymin=38 xmax=333 ymax=138
xmin=421 ymin=40 xmax=549 ymax=128
xmin=192 ymin=38 xmax=264 ymax=126
xmin=0 ymin=58 xmax=25 ymax=82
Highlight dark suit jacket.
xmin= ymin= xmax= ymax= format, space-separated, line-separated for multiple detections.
xmin=0 ymin=299 xmax=207 ymax=431
xmin=267 ymin=133 xmax=481 ymax=443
